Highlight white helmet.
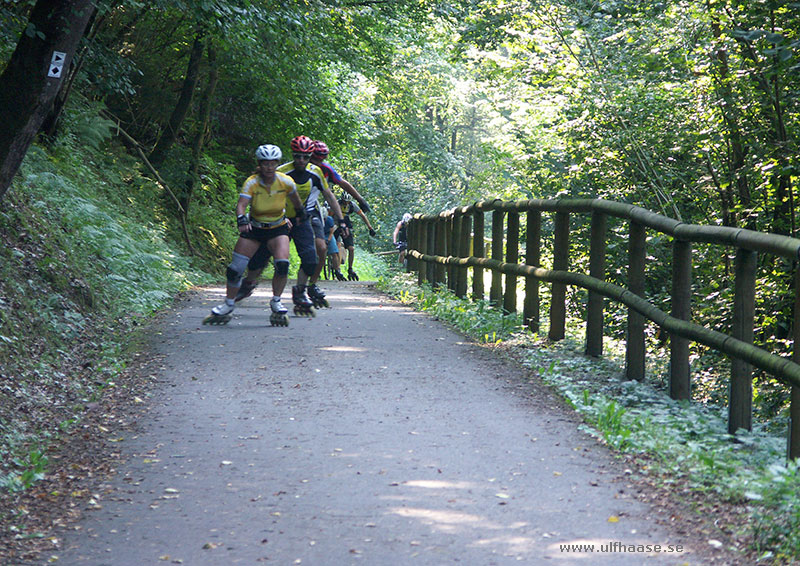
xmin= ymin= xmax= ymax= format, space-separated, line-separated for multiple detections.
xmin=255 ymin=144 xmax=282 ymax=161
xmin=402 ymin=213 xmax=412 ymax=223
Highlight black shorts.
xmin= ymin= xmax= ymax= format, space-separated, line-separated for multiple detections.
xmin=341 ymin=232 xmax=354 ymax=248
xmin=240 ymin=223 xmax=289 ymax=243
xmin=243 ymin=224 xmax=289 ymax=270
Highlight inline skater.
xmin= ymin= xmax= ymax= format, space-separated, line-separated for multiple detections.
xmin=338 ymin=193 xmax=375 ymax=281
xmin=204 ymin=144 xmax=304 ymax=327
xmin=393 ymin=212 xmax=412 ymax=265
xmin=236 ymin=136 xmax=348 ymax=315
xmin=325 ymin=205 xmax=345 ymax=281
xmin=308 ymin=140 xmax=375 ymax=290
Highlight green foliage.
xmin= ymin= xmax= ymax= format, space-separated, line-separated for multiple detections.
xmin=749 ymin=461 xmax=800 ymax=562
xmin=378 ymin=270 xmax=524 ymax=343
xmin=0 ymin=447 xmax=48 ymax=493
xmin=0 ymin=114 xmax=212 ymax=494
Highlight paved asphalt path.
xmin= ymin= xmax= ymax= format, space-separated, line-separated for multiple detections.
xmin=54 ymin=281 xmax=702 ymax=565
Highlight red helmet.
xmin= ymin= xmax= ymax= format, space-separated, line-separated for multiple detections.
xmin=290 ymin=135 xmax=314 ymax=153
xmin=312 ymin=140 xmax=329 ymax=158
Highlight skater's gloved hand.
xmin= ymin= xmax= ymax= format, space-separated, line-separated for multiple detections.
xmin=338 ymin=220 xmax=349 ymax=238
xmin=237 ymin=214 xmax=251 ymax=232
xmin=359 ymin=200 xmax=371 ymax=214
xmin=369 ymin=228 xmax=376 ymax=237
xmin=296 ymin=208 xmax=308 ymax=223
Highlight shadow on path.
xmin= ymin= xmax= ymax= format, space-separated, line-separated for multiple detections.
xmin=53 ymin=281 xmax=703 ymax=565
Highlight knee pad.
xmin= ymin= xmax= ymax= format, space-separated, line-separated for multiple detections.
xmin=274 ymin=259 xmax=290 ymax=276
xmin=300 ymin=260 xmax=317 ymax=278
xmin=226 ymin=252 xmax=249 ymax=285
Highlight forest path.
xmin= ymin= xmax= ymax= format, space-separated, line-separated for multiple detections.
xmin=54 ymin=281 xmax=706 ymax=565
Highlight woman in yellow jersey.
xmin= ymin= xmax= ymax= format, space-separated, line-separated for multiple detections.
xmin=204 ymin=144 xmax=306 ymax=326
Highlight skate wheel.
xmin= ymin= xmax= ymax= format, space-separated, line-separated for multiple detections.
xmin=203 ymin=314 xmax=231 ymax=325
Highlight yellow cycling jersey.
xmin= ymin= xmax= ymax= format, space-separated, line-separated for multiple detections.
xmin=240 ymin=171 xmax=297 ymax=224
xmin=278 ymin=162 xmax=329 ymax=218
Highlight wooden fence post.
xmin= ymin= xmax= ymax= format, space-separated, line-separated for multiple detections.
xmin=457 ymin=213 xmax=471 ymax=298
xmin=473 ymin=209 xmax=485 ymax=301
xmin=504 ymin=211 xmax=520 ymax=314
xmin=549 ymin=212 xmax=569 ymax=341
xmin=729 ymin=248 xmax=757 ymax=434
xmin=491 ymin=209 xmax=504 ymax=306
xmin=790 ymin=267 xmax=800 ymax=460
xmin=524 ymin=210 xmax=541 ymax=333
xmin=407 ymin=220 xmax=416 ymax=273
xmin=417 ymin=218 xmax=428 ymax=285
xmin=670 ymin=239 xmax=692 ymax=401
xmin=585 ymin=211 xmax=607 ymax=357
xmin=426 ymin=218 xmax=436 ymax=284
xmin=626 ymin=221 xmax=647 ymax=381
xmin=447 ymin=215 xmax=457 ymax=291
xmin=435 ymin=216 xmax=447 ymax=287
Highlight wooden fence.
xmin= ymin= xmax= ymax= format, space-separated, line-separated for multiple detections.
xmin=405 ymin=198 xmax=800 ymax=460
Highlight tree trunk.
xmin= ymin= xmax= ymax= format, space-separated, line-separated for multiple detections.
xmin=41 ymin=7 xmax=104 ymax=139
xmin=707 ymin=3 xmax=751 ymax=225
xmin=148 ymin=27 xmax=206 ymax=168
xmin=0 ymin=0 xmax=96 ymax=200
xmin=182 ymin=43 xmax=218 ymax=216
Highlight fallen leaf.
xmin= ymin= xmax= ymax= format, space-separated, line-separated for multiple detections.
xmin=607 ymin=516 xmax=620 ymax=523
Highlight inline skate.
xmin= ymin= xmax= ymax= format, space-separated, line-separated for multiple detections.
xmin=347 ymin=268 xmax=359 ymax=281
xmin=203 ymin=301 xmax=234 ymax=325
xmin=269 ymin=297 xmax=289 ymax=326
xmin=307 ymin=283 xmax=329 ymax=308
xmin=234 ymin=279 xmax=257 ymax=303
xmin=292 ymin=285 xmax=315 ymax=317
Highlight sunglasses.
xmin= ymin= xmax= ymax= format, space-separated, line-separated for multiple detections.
xmin=293 ymin=153 xmax=311 ymax=160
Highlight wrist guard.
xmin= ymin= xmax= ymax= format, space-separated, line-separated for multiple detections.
xmin=237 ymin=214 xmax=249 ymax=227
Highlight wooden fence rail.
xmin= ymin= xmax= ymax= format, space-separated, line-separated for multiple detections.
xmin=405 ymin=198 xmax=800 ymax=460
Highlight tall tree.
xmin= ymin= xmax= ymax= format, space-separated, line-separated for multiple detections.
xmin=148 ymin=25 xmax=206 ymax=168
xmin=0 ymin=0 xmax=96 ymax=200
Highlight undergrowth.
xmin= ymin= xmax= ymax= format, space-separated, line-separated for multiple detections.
xmin=378 ymin=268 xmax=800 ymax=565
xmin=0 ymin=105 xmax=214 ymax=498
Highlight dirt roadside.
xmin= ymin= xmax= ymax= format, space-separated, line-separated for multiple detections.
xmin=1 ymin=281 xmax=750 ymax=565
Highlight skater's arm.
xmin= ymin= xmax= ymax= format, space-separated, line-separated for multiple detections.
xmin=336 ymin=178 xmax=370 ymax=213
xmin=287 ymin=189 xmax=304 ymax=217
xmin=236 ymin=196 xmax=252 ymax=233
xmin=393 ymin=221 xmax=402 ymax=244
xmin=355 ymin=208 xmax=374 ymax=232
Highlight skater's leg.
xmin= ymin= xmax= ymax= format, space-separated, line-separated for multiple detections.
xmin=266 ymin=234 xmax=291 ymax=298
xmin=238 ymin=243 xmax=270 ymax=296
xmin=311 ymin=237 xmax=327 ymax=286
xmin=292 ymin=220 xmax=317 ymax=288
xmin=206 ymin=237 xmax=259 ymax=322
xmin=226 ymin=238 xmax=260 ymax=300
